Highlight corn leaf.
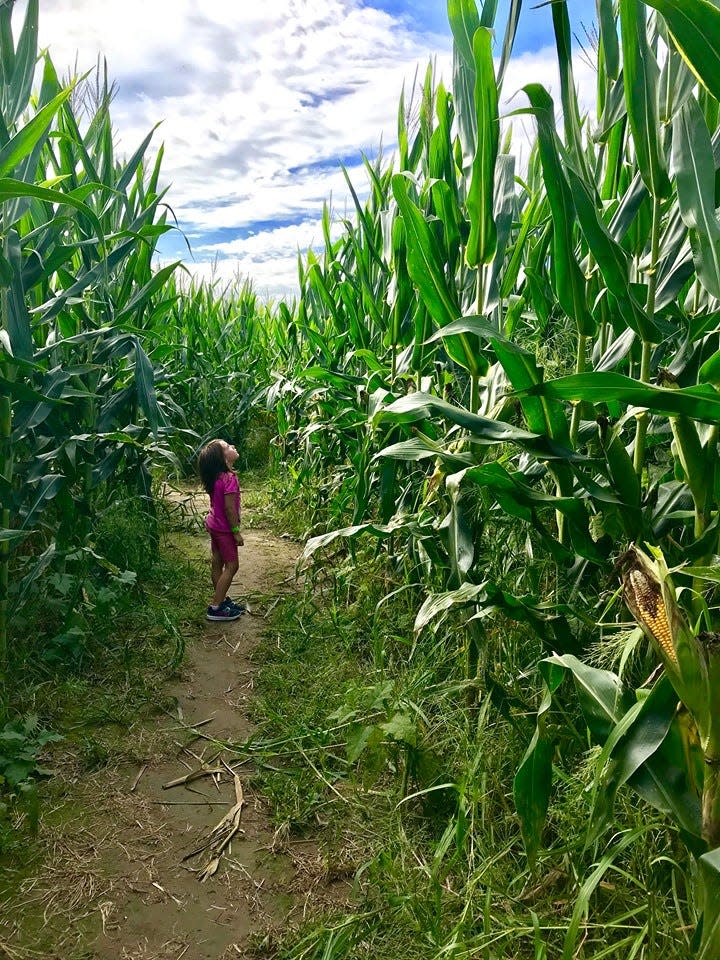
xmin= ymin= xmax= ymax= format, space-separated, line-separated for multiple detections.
xmin=698 ymin=847 xmax=720 ymax=959
xmin=619 ymin=0 xmax=670 ymax=198
xmin=392 ymin=175 xmax=483 ymax=375
xmin=523 ymin=84 xmax=595 ymax=336
xmin=513 ymin=706 xmax=554 ymax=867
xmin=597 ymin=0 xmax=619 ymax=80
xmin=465 ymin=27 xmax=498 ymax=267
xmin=566 ymin=167 xmax=657 ymax=341
xmin=671 ymin=96 xmax=720 ymax=299
xmin=645 ymin=0 xmax=720 ymax=104
xmin=527 ymin=372 xmax=720 ymax=425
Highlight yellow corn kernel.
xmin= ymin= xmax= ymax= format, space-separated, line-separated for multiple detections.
xmin=628 ymin=568 xmax=677 ymax=665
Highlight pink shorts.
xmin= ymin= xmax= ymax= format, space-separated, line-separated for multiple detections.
xmin=209 ymin=529 xmax=238 ymax=564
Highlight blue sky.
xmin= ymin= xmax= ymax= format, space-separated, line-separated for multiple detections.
xmin=360 ymin=0 xmax=599 ymax=51
xmin=28 ymin=0 xmax=600 ymax=298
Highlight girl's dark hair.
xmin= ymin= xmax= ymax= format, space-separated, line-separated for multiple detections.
xmin=198 ymin=440 xmax=228 ymax=495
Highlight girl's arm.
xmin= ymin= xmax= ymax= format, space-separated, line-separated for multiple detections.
xmin=224 ymin=492 xmax=243 ymax=545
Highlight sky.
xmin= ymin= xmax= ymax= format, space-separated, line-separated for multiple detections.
xmin=20 ymin=0 xmax=599 ymax=300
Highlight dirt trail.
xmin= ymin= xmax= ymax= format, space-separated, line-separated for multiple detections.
xmin=1 ymin=518 xmax=312 ymax=960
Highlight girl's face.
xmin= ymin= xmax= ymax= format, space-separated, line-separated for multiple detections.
xmin=220 ymin=440 xmax=239 ymax=468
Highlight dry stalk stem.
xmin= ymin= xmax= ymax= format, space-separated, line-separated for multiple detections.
xmin=181 ymin=773 xmax=245 ymax=882
xmin=163 ymin=766 xmax=225 ymax=790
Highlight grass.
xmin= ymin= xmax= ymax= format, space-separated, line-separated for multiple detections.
xmin=0 ymin=478 xmax=699 ymax=959
xmin=244 ymin=536 xmax=697 ymax=960
xmin=0 ymin=493 xmax=213 ymax=957
xmin=0 ymin=495 xmax=207 ymax=853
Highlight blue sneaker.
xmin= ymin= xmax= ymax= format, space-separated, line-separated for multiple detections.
xmin=206 ymin=603 xmax=242 ymax=622
xmin=222 ymin=597 xmax=246 ymax=614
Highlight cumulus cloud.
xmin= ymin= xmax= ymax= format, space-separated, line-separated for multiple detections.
xmin=16 ymin=0 xmax=598 ymax=299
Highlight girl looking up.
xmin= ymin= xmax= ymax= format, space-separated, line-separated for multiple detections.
xmin=198 ymin=439 xmax=245 ymax=621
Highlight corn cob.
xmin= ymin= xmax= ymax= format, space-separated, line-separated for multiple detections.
xmin=626 ymin=567 xmax=678 ymax=665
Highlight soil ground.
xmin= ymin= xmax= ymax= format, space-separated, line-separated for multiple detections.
xmin=0 ymin=500 xmax=338 ymax=960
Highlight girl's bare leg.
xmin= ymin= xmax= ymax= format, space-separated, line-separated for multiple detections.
xmin=211 ymin=548 xmax=223 ymax=592
xmin=212 ymin=559 xmax=239 ymax=607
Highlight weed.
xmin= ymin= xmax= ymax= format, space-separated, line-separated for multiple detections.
xmin=248 ymin=544 xmax=694 ymax=959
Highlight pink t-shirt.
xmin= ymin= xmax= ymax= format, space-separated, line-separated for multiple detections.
xmin=206 ymin=471 xmax=240 ymax=533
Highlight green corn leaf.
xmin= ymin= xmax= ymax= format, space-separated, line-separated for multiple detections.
xmin=377 ymin=389 xmax=587 ymax=462
xmin=671 ymin=414 xmax=709 ymax=512
xmin=645 ymin=0 xmax=720 ymax=104
xmin=698 ymin=847 xmax=720 ymax=959
xmin=133 ymin=339 xmax=159 ymax=434
xmin=8 ymin=0 xmax=38 ymax=124
xmin=448 ymin=0 xmax=481 ymax=164
xmin=0 ymin=86 xmax=72 ymax=179
xmin=499 ymin=189 xmax=542 ymax=300
xmin=497 ymin=0 xmax=523 ymax=87
xmin=540 ymin=654 xmax=634 ymax=743
xmin=427 ymin=314 xmax=571 ymax=442
xmin=0 ymin=373 xmax=66 ymax=405
xmin=626 ymin=709 xmax=703 ymax=843
xmin=392 ymin=175 xmax=483 ymax=375
xmin=3 ymin=228 xmax=33 ymax=361
xmin=20 ymin=474 xmax=65 ymax=531
xmin=551 ymin=0 xmax=588 ymax=176
xmin=37 ymin=236 xmax=137 ymax=322
xmin=565 ymin=167 xmax=657 ymax=341
xmin=115 ymin=124 xmax=161 ymax=195
xmin=607 ymin=676 xmax=678 ymax=793
xmin=440 ymin=485 xmax=475 ymax=586
xmin=523 ymin=84 xmax=595 ymax=336
xmin=671 ymin=96 xmax=720 ymax=299
xmin=391 ymin=175 xmax=457 ymax=326
xmin=619 ymin=0 xmax=670 ymax=198
xmin=0 ymin=2 xmax=14 ymax=98
xmin=487 ymin=154 xmax=515 ymax=310
xmin=430 ymin=179 xmax=462 ymax=266
xmin=598 ymin=419 xmax=642 ymax=537
xmin=414 ymin=579 xmax=575 ymax=645
xmin=301 ymin=517 xmax=426 ymax=565
xmin=513 ymin=708 xmax=554 ymax=867
xmin=699 ymin=348 xmax=720 ymax=387
xmin=114 ymin=262 xmax=182 ymax=326
xmin=658 ymin=38 xmax=696 ymax=123
xmin=374 ymin=436 xmax=476 ymax=470
xmin=466 ymin=26 xmax=498 ymax=267
xmin=448 ymin=0 xmax=480 ymax=70
xmin=597 ymin=0 xmax=619 ymax=80
xmin=526 ymin=371 xmax=720 ymax=425
xmin=456 ymin=463 xmax=603 ymax=562
xmin=0 ymin=178 xmax=104 ymax=240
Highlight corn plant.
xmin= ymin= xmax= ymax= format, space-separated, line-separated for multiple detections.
xmin=0 ymin=0 xmax=181 ymax=682
xmin=273 ymin=0 xmax=720 ymax=950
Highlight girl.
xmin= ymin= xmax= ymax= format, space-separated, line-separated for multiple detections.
xmin=198 ymin=439 xmax=245 ymax=621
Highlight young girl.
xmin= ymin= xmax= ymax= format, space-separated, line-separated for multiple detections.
xmin=198 ymin=439 xmax=245 ymax=621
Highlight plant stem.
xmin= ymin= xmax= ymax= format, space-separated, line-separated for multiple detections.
xmin=633 ymin=195 xmax=662 ymax=476
xmin=0 ymin=227 xmax=11 ymax=684
xmin=0 ymin=387 xmax=8 ymax=683
xmin=703 ymin=760 xmax=720 ymax=849
xmin=569 ymin=333 xmax=587 ymax=448
xmin=470 ymin=374 xmax=480 ymax=416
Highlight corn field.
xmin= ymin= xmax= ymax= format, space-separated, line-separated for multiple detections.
xmin=3 ymin=0 xmax=720 ymax=956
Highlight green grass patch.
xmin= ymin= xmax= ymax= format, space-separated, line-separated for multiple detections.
xmin=0 ymin=500 xmax=207 ymax=857
xmin=247 ymin=545 xmax=696 ymax=960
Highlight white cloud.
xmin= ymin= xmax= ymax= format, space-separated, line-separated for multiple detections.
xmin=15 ymin=2 xmax=598 ymax=300
xmin=21 ymin=0 xmax=451 ymax=299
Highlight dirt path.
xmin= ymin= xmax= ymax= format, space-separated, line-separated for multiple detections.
xmin=1 ymin=521 xmax=310 ymax=960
